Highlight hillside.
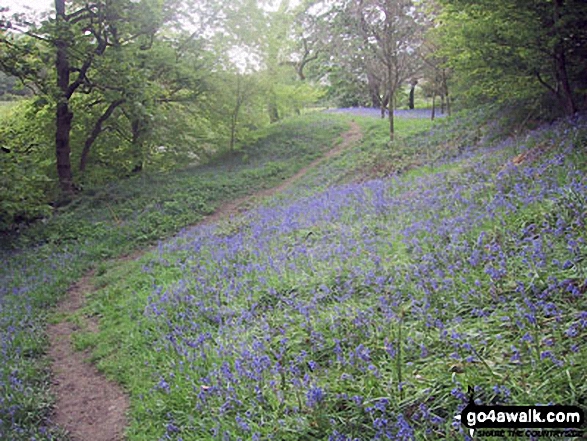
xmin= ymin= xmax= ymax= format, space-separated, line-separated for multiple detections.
xmin=86 ymin=111 xmax=587 ymax=440
xmin=1 ymin=109 xmax=586 ymax=440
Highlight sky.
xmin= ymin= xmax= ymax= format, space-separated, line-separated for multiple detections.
xmin=5 ymin=0 xmax=53 ymax=14
xmin=5 ymin=0 xmax=299 ymax=14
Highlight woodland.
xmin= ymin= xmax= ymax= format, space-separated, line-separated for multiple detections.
xmin=1 ymin=0 xmax=585 ymax=229
xmin=0 ymin=1 xmax=586 ymax=440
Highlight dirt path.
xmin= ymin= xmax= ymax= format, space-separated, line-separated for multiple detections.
xmin=47 ymin=272 xmax=129 ymax=441
xmin=201 ymin=120 xmax=362 ymax=224
xmin=47 ymin=121 xmax=362 ymax=440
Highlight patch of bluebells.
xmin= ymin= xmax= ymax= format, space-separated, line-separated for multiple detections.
xmin=325 ymin=107 xmax=444 ymax=120
xmin=133 ymin=113 xmax=587 ymax=438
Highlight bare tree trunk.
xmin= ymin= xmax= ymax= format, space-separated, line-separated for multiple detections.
xmin=367 ymin=72 xmax=382 ymax=109
xmin=55 ymin=0 xmax=74 ymax=196
xmin=381 ymin=92 xmax=389 ymax=119
xmin=372 ymin=90 xmax=381 ymax=109
xmin=386 ymin=61 xmax=395 ymax=141
xmin=431 ymin=94 xmax=436 ymax=121
xmin=442 ymin=70 xmax=451 ymax=116
xmin=388 ymin=90 xmax=395 ymax=141
xmin=408 ymin=82 xmax=416 ymax=110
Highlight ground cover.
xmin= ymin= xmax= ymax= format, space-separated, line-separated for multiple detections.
xmin=82 ymin=111 xmax=587 ymax=439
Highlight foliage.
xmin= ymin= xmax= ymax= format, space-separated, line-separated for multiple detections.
xmin=0 ymin=72 xmax=29 ymax=98
xmin=2 ymin=0 xmax=587 ymax=436
xmin=437 ymin=0 xmax=587 ymax=115
xmin=0 ymin=100 xmax=53 ymax=230
xmin=0 ymin=0 xmax=329 ymax=224
xmin=299 ymin=0 xmax=432 ymax=127
xmin=0 ymin=0 xmax=222 ymax=196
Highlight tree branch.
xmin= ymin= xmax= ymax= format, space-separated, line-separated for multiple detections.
xmin=535 ymin=71 xmax=558 ymax=96
xmin=79 ymin=99 xmax=125 ymax=172
xmin=65 ymin=4 xmax=99 ymax=24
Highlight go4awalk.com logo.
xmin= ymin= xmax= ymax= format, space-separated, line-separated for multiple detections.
xmin=455 ymin=388 xmax=585 ymax=438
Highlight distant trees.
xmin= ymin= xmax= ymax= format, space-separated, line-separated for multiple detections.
xmin=297 ymin=0 xmax=587 ymax=120
xmin=3 ymin=0 xmax=584 ymax=229
xmin=0 ymin=71 xmax=29 ymax=97
xmin=352 ymin=0 xmax=426 ymax=139
xmin=293 ymin=0 xmax=427 ymax=139
xmin=419 ymin=40 xmax=451 ymax=119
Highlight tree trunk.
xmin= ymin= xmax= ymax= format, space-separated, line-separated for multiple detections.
xmin=554 ymin=51 xmax=576 ymax=115
xmin=388 ymin=90 xmax=395 ymax=141
xmin=55 ymin=0 xmax=74 ymax=196
xmin=431 ymin=94 xmax=436 ymax=121
xmin=372 ymin=90 xmax=381 ymax=110
xmin=367 ymin=72 xmax=381 ymax=109
xmin=408 ymin=84 xmax=416 ymax=110
xmin=553 ymin=0 xmax=577 ymax=116
xmin=268 ymin=98 xmax=279 ymax=123
xmin=442 ymin=70 xmax=451 ymax=116
xmin=56 ymin=101 xmax=74 ymax=194
xmin=381 ymin=92 xmax=389 ymax=119
xmin=229 ymin=107 xmax=239 ymax=151
xmin=131 ymin=118 xmax=145 ymax=172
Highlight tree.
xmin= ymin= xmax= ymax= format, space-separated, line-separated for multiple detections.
xmin=351 ymin=0 xmax=425 ymax=139
xmin=285 ymin=1 xmax=330 ymax=81
xmin=437 ymin=0 xmax=587 ymax=115
xmin=1 ymin=0 xmax=211 ymax=195
xmin=300 ymin=0 xmax=425 ymax=138
xmin=419 ymin=40 xmax=452 ymax=118
xmin=1 ymin=1 xmax=166 ymax=196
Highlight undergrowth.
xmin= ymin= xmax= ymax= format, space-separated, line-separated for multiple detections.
xmin=2 ymin=107 xmax=585 ymax=440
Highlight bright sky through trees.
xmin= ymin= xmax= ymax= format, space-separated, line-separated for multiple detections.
xmin=8 ymin=0 xmax=52 ymax=14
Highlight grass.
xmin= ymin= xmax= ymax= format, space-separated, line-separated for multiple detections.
xmin=2 ymin=107 xmax=586 ymax=440
xmin=275 ymin=114 xmax=435 ymax=198
xmin=81 ymin=110 xmax=586 ymax=440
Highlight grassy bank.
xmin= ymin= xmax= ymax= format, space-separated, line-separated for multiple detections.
xmin=81 ymin=110 xmax=586 ymax=439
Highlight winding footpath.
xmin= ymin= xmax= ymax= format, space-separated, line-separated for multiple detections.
xmin=47 ymin=121 xmax=362 ymax=440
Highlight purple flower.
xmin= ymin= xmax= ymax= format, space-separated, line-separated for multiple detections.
xmin=158 ymin=377 xmax=171 ymax=393
xmin=396 ymin=414 xmax=415 ymax=440
xmin=306 ymin=386 xmax=325 ymax=408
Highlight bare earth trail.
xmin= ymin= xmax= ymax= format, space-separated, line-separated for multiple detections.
xmin=47 ymin=121 xmax=362 ymax=440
